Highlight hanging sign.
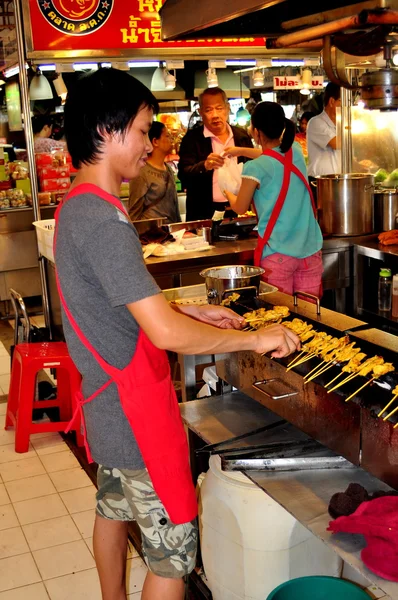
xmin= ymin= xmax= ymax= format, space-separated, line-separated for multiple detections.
xmin=273 ymin=76 xmax=324 ymax=90
xmin=26 ymin=0 xmax=265 ymax=54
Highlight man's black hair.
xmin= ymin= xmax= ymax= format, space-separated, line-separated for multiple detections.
xmin=323 ymin=82 xmax=340 ymax=108
xmin=64 ymin=68 xmax=159 ymax=169
xmin=32 ymin=115 xmax=53 ymax=135
xmin=148 ymin=120 xmax=165 ymax=144
xmin=300 ymin=111 xmax=315 ymax=123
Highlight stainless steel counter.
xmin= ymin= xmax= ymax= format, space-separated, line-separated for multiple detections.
xmin=146 ymin=234 xmax=377 ymax=315
xmin=181 ymin=393 xmax=396 ymax=599
xmin=145 ymin=239 xmax=256 ymax=288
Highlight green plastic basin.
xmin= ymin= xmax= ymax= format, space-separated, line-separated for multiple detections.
xmin=267 ymin=576 xmax=370 ymax=600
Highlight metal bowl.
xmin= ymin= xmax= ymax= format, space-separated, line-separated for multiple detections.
xmin=200 ymin=265 xmax=265 ymax=304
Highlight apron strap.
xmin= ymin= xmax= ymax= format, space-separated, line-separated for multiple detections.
xmin=254 ymin=147 xmax=317 ymax=267
xmin=254 ymin=148 xmax=293 ymax=266
xmin=263 ymin=150 xmax=317 ymax=217
xmin=53 ymin=183 xmax=125 ymax=378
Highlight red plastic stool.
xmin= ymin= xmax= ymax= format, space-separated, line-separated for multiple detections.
xmin=5 ymin=342 xmax=83 ymax=453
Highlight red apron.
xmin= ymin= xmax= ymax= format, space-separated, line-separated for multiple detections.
xmin=53 ymin=183 xmax=197 ymax=525
xmin=254 ymin=148 xmax=317 ymax=267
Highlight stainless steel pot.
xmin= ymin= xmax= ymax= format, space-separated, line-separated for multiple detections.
xmin=199 ymin=265 xmax=264 ymax=304
xmin=316 ymin=173 xmax=374 ymax=236
xmin=374 ymin=188 xmax=398 ymax=232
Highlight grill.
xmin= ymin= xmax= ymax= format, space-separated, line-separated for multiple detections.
xmin=215 ymin=291 xmax=398 ymax=489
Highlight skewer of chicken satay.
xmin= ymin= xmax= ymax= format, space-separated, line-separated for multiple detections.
xmin=284 ymin=322 xmax=316 ymax=367
xmin=304 ymin=337 xmax=348 ymax=380
xmin=304 ymin=339 xmax=353 ymax=383
xmin=288 ymin=334 xmax=334 ymax=370
xmin=327 ymin=355 xmax=381 ymax=393
xmin=383 ymin=403 xmax=398 ymax=422
xmin=288 ymin=331 xmax=329 ymax=365
xmin=325 ymin=351 xmax=366 ymax=389
xmin=328 ymin=357 xmax=380 ymax=392
xmin=378 ymin=384 xmax=398 ymax=418
xmin=329 ymin=356 xmax=384 ymax=393
xmin=345 ymin=363 xmax=394 ymax=403
xmin=324 ymin=349 xmax=364 ymax=388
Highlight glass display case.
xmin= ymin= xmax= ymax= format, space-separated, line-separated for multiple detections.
xmin=338 ymin=106 xmax=398 ymax=180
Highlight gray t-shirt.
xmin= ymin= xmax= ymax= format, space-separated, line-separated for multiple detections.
xmin=128 ymin=162 xmax=181 ymax=224
xmin=55 ymin=191 xmax=160 ymax=468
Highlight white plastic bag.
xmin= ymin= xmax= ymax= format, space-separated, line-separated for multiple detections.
xmin=217 ymin=157 xmax=243 ymax=196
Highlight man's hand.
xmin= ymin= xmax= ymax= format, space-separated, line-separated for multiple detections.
xmin=205 ymin=153 xmax=225 ymax=171
xmin=252 ymin=324 xmax=301 ymax=358
xmin=176 ymin=304 xmax=245 ymax=330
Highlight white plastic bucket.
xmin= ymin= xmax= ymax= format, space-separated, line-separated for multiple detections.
xmin=199 ymin=456 xmax=342 ymax=600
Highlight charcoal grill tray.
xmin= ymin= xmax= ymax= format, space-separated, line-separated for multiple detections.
xmin=229 ymin=296 xmax=398 ymax=422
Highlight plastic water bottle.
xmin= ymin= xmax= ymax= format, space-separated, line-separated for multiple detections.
xmin=378 ymin=268 xmax=392 ymax=311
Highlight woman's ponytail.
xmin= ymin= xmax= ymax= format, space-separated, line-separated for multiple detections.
xmin=280 ymin=118 xmax=296 ymax=153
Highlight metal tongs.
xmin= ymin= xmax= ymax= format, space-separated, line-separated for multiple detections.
xmin=195 ymin=420 xmax=288 ymax=456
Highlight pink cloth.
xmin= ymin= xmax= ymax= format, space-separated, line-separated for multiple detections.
xmin=203 ymin=124 xmax=234 ymax=203
xmin=260 ymin=250 xmax=323 ymax=297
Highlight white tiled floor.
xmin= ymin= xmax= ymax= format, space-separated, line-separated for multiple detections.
xmin=0 ymin=340 xmax=147 ymax=599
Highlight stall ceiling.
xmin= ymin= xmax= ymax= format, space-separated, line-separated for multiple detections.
xmin=160 ymin=0 xmax=359 ymax=40
xmin=194 ymin=69 xmax=250 ymax=99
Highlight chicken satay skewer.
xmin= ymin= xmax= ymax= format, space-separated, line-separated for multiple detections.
xmin=303 ymin=337 xmax=348 ymax=381
xmin=327 ymin=354 xmax=375 ymax=392
xmin=379 ymin=395 xmax=398 ymax=418
xmin=305 ymin=361 xmax=339 ymax=384
xmin=290 ymin=335 xmax=335 ymax=370
xmin=305 ymin=360 xmax=327 ymax=380
xmin=383 ymin=404 xmax=398 ymax=422
xmin=378 ymin=385 xmax=398 ymax=417
xmin=286 ymin=352 xmax=318 ymax=371
xmin=345 ymin=378 xmax=376 ymax=403
xmin=329 ymin=357 xmax=384 ymax=394
xmin=324 ymin=350 xmax=365 ymax=388
xmin=306 ymin=342 xmax=357 ymax=383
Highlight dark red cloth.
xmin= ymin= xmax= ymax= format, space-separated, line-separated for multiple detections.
xmin=328 ymin=496 xmax=398 ymax=581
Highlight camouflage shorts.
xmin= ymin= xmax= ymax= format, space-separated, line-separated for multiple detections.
xmin=96 ymin=465 xmax=198 ymax=579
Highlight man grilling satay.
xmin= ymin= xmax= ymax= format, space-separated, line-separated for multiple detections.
xmin=55 ymin=67 xmax=300 ymax=600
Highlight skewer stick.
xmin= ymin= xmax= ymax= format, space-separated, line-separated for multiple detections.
xmin=304 ymin=361 xmax=326 ymax=380
xmin=383 ymin=403 xmax=398 ymax=421
xmin=325 ymin=371 xmax=344 ymax=389
xmin=327 ymin=372 xmax=360 ymax=393
xmin=287 ymin=350 xmax=306 ymax=368
xmin=345 ymin=378 xmax=375 ymax=403
xmin=304 ymin=361 xmax=337 ymax=384
xmin=378 ymin=394 xmax=398 ymax=418
xmin=286 ymin=352 xmax=317 ymax=371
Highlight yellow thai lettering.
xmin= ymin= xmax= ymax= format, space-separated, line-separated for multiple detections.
xmin=120 ymin=28 xmax=139 ymax=44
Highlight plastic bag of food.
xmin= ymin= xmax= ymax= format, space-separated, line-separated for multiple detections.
xmin=217 ymin=157 xmax=243 ymax=196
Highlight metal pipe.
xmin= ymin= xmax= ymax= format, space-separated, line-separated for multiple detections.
xmin=364 ymin=9 xmax=398 ymax=25
xmin=266 ymin=15 xmax=362 ymax=49
xmin=341 ymin=76 xmax=353 ymax=174
xmin=267 ymin=9 xmax=398 ymax=49
xmin=14 ymin=0 xmax=52 ymax=335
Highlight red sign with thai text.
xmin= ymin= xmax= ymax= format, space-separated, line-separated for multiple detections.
xmin=29 ymin=0 xmax=265 ymax=51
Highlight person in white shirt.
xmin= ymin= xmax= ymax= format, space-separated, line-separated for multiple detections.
xmin=307 ymin=83 xmax=341 ymax=182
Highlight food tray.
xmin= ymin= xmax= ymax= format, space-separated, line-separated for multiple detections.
xmin=162 ymin=281 xmax=277 ymax=305
xmin=33 ymin=218 xmax=55 ymax=262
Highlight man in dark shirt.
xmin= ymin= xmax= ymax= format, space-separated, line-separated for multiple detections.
xmin=178 ymin=87 xmax=253 ymax=221
xmin=129 ymin=121 xmax=181 ymax=223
